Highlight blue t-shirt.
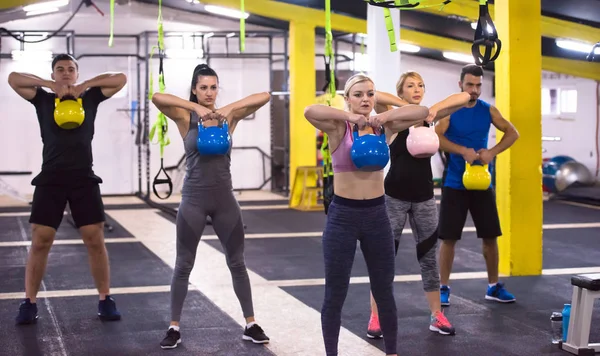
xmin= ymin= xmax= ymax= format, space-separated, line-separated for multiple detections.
xmin=442 ymin=99 xmax=492 ymax=190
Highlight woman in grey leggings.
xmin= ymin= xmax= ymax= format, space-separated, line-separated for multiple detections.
xmin=366 ymin=71 xmax=470 ymax=338
xmin=151 ymin=64 xmax=271 ymax=349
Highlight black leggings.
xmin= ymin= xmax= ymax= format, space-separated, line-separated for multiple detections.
xmin=321 ymin=195 xmax=397 ymax=355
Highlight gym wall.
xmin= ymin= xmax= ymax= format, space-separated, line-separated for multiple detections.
xmin=541 ymin=73 xmax=599 ymax=176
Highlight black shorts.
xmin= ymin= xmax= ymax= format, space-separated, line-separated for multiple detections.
xmin=438 ymin=186 xmax=502 ymax=240
xmin=29 ymin=183 xmax=105 ymax=230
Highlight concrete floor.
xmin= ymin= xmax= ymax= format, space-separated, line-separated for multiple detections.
xmin=0 ymin=192 xmax=599 ymax=356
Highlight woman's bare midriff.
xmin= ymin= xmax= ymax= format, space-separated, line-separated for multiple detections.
xmin=333 ymin=170 xmax=385 ymax=200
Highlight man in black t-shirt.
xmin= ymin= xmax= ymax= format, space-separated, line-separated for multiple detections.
xmin=8 ymin=53 xmax=127 ymax=325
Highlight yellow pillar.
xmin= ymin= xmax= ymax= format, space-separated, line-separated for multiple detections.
xmin=494 ymin=0 xmax=543 ymax=276
xmin=288 ymin=21 xmax=316 ymax=192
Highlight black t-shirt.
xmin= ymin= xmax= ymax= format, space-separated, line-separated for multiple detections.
xmin=28 ymin=86 xmax=108 ymax=186
xmin=384 ymin=127 xmax=434 ymax=202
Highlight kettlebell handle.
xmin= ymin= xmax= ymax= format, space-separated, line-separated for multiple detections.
xmin=198 ymin=116 xmax=229 ymax=131
xmin=352 ymin=123 xmax=385 ymax=138
xmin=465 ymin=161 xmax=489 ymax=169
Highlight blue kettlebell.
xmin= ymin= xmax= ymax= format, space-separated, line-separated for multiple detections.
xmin=350 ymin=124 xmax=389 ymax=171
xmin=196 ymin=118 xmax=231 ymax=155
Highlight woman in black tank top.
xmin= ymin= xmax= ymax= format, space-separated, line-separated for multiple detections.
xmin=366 ymin=72 xmax=470 ymax=339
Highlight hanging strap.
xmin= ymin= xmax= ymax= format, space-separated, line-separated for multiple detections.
xmin=108 ymin=0 xmax=115 ymax=46
xmin=323 ymin=0 xmax=337 ymax=104
xmin=240 ymin=0 xmax=246 ymax=52
xmin=148 ymin=0 xmax=173 ymax=200
xmin=366 ymin=0 xmax=452 ymax=9
xmin=366 ymin=0 xmax=452 ymax=52
xmin=471 ymin=0 xmax=502 ymax=66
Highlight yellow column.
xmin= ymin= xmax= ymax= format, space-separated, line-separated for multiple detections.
xmin=288 ymin=21 xmax=316 ymax=191
xmin=494 ymin=0 xmax=543 ymax=276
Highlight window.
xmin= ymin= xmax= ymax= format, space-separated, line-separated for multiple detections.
xmin=541 ymin=87 xmax=577 ymax=115
xmin=559 ymin=89 xmax=577 ymax=113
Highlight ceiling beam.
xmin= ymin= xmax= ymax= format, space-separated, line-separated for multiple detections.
xmin=416 ymin=0 xmax=600 ymax=44
xmin=202 ymin=0 xmax=600 ymax=80
xmin=0 ymin=0 xmax=41 ymax=10
xmin=197 ymin=0 xmax=365 ymax=34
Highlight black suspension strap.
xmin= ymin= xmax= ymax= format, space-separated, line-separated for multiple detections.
xmin=471 ymin=0 xmax=502 ymax=66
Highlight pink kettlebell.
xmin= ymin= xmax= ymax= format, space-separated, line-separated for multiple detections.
xmin=406 ymin=124 xmax=439 ymax=158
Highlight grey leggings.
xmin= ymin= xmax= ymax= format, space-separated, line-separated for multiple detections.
xmin=385 ymin=195 xmax=440 ymax=292
xmin=170 ymin=188 xmax=253 ymax=322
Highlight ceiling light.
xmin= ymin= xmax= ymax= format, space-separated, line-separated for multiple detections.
xmin=23 ymin=0 xmax=68 ymax=12
xmin=11 ymin=50 xmax=53 ymax=62
xmin=165 ymin=49 xmax=204 ymax=59
xmin=399 ymin=43 xmax=420 ymax=53
xmin=26 ymin=7 xmax=60 ymax=16
xmin=204 ymin=5 xmax=249 ymax=19
xmin=556 ymin=39 xmax=600 ymax=55
xmin=226 ymin=32 xmax=236 ymax=38
xmin=442 ymin=51 xmax=475 ymax=63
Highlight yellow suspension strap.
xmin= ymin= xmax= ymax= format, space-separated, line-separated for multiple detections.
xmin=240 ymin=0 xmax=246 ymax=52
xmin=148 ymin=0 xmax=173 ymax=200
xmin=366 ymin=0 xmax=452 ymax=52
xmin=471 ymin=0 xmax=501 ymax=65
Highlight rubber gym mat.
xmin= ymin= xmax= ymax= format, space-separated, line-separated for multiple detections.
xmin=1 ymin=291 xmax=276 ymax=356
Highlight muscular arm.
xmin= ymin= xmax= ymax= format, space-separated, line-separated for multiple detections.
xmin=487 ymin=105 xmax=520 ymax=156
xmin=152 ymin=93 xmax=200 ymax=122
xmin=79 ymin=72 xmax=127 ymax=98
xmin=7 ymin=72 xmax=54 ymax=100
xmin=435 ymin=116 xmax=470 ymax=155
xmin=380 ymin=105 xmax=429 ymax=133
xmin=304 ymin=104 xmax=350 ymax=136
xmin=429 ymin=92 xmax=470 ymax=121
xmin=220 ymin=92 xmax=271 ymax=123
xmin=374 ymin=91 xmax=408 ymax=114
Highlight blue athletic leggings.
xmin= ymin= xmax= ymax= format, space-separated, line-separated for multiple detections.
xmin=321 ymin=195 xmax=398 ymax=356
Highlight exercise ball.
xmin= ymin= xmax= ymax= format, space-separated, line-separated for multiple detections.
xmin=555 ymin=161 xmax=595 ymax=192
xmin=542 ymin=155 xmax=576 ymax=193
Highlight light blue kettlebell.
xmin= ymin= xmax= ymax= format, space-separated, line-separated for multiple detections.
xmin=350 ymin=124 xmax=390 ymax=171
xmin=196 ymin=118 xmax=231 ymax=155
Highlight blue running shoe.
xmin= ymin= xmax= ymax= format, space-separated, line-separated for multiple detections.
xmin=15 ymin=298 xmax=38 ymax=325
xmin=98 ymin=295 xmax=122 ymax=321
xmin=440 ymin=285 xmax=450 ymax=306
xmin=485 ymin=282 xmax=516 ymax=303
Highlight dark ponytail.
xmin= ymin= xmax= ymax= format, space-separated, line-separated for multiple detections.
xmin=189 ymin=63 xmax=219 ymax=102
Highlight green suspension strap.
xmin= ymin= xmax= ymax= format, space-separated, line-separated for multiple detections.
xmin=108 ymin=0 xmax=115 ymax=46
xmin=471 ymin=0 xmax=501 ymax=65
xmin=323 ymin=0 xmax=336 ymax=104
xmin=240 ymin=0 xmax=246 ymax=52
xmin=148 ymin=0 xmax=173 ymax=200
xmin=366 ymin=0 xmax=452 ymax=52
xmin=321 ymin=0 xmax=336 ymax=214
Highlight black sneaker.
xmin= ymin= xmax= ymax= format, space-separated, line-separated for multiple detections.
xmin=98 ymin=295 xmax=121 ymax=321
xmin=160 ymin=328 xmax=181 ymax=349
xmin=243 ymin=324 xmax=270 ymax=344
xmin=15 ymin=298 xmax=38 ymax=325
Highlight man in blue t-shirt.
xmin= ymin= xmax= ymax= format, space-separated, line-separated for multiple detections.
xmin=8 ymin=54 xmax=127 ymax=325
xmin=435 ymin=64 xmax=520 ymax=306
